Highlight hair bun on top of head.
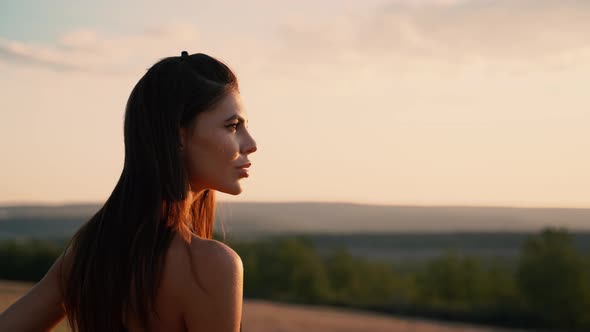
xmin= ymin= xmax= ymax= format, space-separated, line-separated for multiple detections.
xmin=181 ymin=51 xmax=189 ymax=58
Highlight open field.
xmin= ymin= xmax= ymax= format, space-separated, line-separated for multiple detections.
xmin=1 ymin=280 xmax=535 ymax=332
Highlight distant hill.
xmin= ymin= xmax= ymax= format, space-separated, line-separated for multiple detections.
xmin=1 ymin=202 xmax=589 ymax=240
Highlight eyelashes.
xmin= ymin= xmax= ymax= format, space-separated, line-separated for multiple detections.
xmin=226 ymin=121 xmax=248 ymax=131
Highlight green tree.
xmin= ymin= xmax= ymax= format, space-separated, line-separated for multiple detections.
xmin=324 ymin=247 xmax=358 ymax=303
xmin=249 ymin=237 xmax=332 ymax=303
xmin=414 ymin=251 xmax=490 ymax=312
xmin=0 ymin=240 xmax=62 ymax=281
xmin=324 ymin=247 xmax=411 ymax=307
xmin=517 ymin=227 xmax=590 ymax=329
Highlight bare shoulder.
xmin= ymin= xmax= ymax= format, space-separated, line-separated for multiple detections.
xmin=166 ymin=234 xmax=243 ymax=288
xmin=191 ymin=236 xmax=243 ymax=271
xmin=165 ymin=234 xmax=243 ymax=332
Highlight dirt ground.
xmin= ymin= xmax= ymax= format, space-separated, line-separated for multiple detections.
xmin=1 ymin=280 xmax=528 ymax=332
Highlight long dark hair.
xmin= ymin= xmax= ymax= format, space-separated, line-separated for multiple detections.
xmin=60 ymin=52 xmax=239 ymax=332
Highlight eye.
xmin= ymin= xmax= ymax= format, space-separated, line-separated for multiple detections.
xmin=226 ymin=123 xmax=240 ymax=130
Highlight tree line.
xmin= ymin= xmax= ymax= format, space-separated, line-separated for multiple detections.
xmin=1 ymin=228 xmax=589 ymax=331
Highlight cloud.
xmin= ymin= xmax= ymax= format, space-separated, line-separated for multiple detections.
xmin=0 ymin=23 xmax=203 ymax=75
xmin=2 ymin=0 xmax=590 ymax=76
xmin=0 ymin=38 xmax=88 ymax=72
xmin=387 ymin=0 xmax=590 ymax=58
xmin=273 ymin=0 xmax=590 ymax=70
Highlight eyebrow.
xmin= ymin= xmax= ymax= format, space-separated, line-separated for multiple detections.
xmin=224 ymin=114 xmax=248 ymax=124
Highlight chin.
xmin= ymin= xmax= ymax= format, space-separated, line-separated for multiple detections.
xmin=218 ymin=184 xmax=243 ymax=196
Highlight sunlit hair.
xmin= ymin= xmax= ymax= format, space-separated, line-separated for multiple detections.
xmin=60 ymin=52 xmax=239 ymax=332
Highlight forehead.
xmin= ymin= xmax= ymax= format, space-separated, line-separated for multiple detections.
xmin=208 ymin=91 xmax=247 ymax=121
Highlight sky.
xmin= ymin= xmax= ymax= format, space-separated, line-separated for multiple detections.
xmin=1 ymin=0 xmax=589 ymax=208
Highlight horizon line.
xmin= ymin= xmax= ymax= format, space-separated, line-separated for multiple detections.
xmin=1 ymin=200 xmax=590 ymax=210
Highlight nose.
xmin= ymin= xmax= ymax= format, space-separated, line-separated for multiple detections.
xmin=242 ymin=132 xmax=257 ymax=155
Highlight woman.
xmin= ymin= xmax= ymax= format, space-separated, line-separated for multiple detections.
xmin=0 ymin=51 xmax=257 ymax=331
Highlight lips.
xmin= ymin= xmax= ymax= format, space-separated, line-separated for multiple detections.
xmin=237 ymin=168 xmax=249 ymax=178
xmin=236 ymin=162 xmax=251 ymax=178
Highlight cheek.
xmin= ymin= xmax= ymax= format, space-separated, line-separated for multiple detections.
xmin=186 ymin=134 xmax=239 ymax=178
xmin=219 ymin=136 xmax=240 ymax=160
xmin=205 ymin=129 xmax=240 ymax=161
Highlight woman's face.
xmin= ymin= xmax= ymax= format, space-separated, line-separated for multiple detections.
xmin=180 ymin=90 xmax=257 ymax=196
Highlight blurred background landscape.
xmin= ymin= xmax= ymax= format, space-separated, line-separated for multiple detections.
xmin=2 ymin=0 xmax=590 ymax=331
xmin=2 ymin=203 xmax=590 ymax=331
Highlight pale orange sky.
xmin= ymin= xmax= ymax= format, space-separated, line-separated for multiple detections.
xmin=1 ymin=0 xmax=589 ymax=207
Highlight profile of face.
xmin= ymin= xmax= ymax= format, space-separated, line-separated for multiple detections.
xmin=179 ymin=90 xmax=257 ymax=196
